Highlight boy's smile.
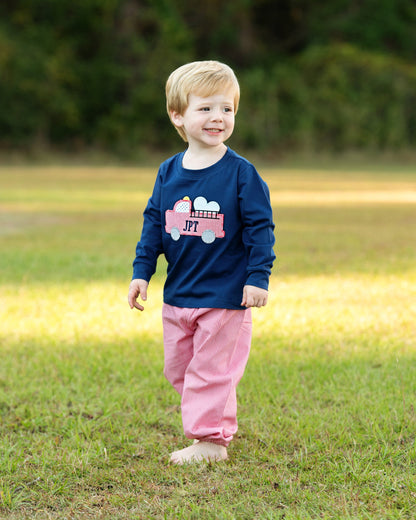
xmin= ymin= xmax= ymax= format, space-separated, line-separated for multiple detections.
xmin=171 ymin=92 xmax=235 ymax=151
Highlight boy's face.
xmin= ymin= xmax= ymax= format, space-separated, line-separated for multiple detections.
xmin=171 ymin=91 xmax=235 ymax=149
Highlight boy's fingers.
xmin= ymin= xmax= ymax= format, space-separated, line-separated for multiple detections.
xmin=129 ymin=295 xmax=144 ymax=311
xmin=128 ymin=280 xmax=148 ymax=311
xmin=241 ymin=296 xmax=267 ymax=308
xmin=127 ymin=288 xmax=138 ymax=308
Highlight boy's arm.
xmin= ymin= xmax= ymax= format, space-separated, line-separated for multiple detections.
xmin=132 ymin=172 xmax=164 ymax=282
xmin=238 ymin=166 xmax=276 ymax=295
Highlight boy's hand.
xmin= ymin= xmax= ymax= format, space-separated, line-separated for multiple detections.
xmin=128 ymin=279 xmax=149 ymax=311
xmin=241 ymin=285 xmax=268 ymax=308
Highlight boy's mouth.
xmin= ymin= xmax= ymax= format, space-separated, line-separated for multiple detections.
xmin=205 ymin=128 xmax=222 ymax=134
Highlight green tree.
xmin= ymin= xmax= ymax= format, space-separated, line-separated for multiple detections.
xmin=0 ymin=0 xmax=415 ymax=154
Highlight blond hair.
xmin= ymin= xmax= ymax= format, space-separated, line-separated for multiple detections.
xmin=166 ymin=60 xmax=240 ymax=141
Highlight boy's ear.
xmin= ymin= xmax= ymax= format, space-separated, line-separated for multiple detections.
xmin=170 ymin=110 xmax=184 ymax=128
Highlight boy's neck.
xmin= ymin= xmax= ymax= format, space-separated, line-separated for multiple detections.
xmin=182 ymin=144 xmax=227 ymax=170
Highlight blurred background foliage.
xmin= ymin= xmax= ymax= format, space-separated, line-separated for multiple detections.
xmin=0 ymin=0 xmax=415 ymax=158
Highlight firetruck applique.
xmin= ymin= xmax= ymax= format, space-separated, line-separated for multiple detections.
xmin=165 ymin=196 xmax=225 ymax=244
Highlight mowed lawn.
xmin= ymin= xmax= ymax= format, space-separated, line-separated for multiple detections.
xmin=0 ymin=161 xmax=415 ymax=519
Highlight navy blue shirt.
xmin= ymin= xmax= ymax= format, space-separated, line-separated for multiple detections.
xmin=132 ymin=148 xmax=275 ymax=309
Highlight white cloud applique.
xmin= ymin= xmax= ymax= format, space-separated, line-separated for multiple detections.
xmin=193 ymin=196 xmax=220 ymax=213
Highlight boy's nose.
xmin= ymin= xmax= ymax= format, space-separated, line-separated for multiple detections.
xmin=211 ymin=109 xmax=223 ymax=121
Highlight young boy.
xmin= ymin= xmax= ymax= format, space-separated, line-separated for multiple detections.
xmin=128 ymin=60 xmax=275 ymax=464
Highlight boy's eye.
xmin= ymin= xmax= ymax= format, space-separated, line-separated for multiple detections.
xmin=200 ymin=107 xmax=210 ymax=111
xmin=224 ymin=107 xmax=233 ymax=113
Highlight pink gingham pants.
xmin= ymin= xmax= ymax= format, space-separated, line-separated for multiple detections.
xmin=162 ymin=304 xmax=252 ymax=447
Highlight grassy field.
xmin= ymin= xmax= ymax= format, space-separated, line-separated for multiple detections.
xmin=0 ymin=161 xmax=415 ymax=519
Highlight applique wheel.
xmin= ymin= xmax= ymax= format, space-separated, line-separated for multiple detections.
xmin=171 ymin=227 xmax=180 ymax=241
xmin=201 ymin=230 xmax=215 ymax=244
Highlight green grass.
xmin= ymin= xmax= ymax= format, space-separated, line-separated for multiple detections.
xmin=0 ymin=162 xmax=415 ymax=519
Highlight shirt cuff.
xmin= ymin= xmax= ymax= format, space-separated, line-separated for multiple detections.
xmin=245 ymin=271 xmax=270 ymax=290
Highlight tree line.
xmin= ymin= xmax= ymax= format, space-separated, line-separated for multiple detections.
xmin=1 ymin=0 xmax=416 ymax=156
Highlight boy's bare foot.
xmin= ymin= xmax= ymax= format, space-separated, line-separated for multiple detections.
xmin=170 ymin=441 xmax=227 ymax=465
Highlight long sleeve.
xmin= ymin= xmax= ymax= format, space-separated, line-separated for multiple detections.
xmin=132 ymin=173 xmax=164 ymax=281
xmin=238 ymin=166 xmax=276 ymax=290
